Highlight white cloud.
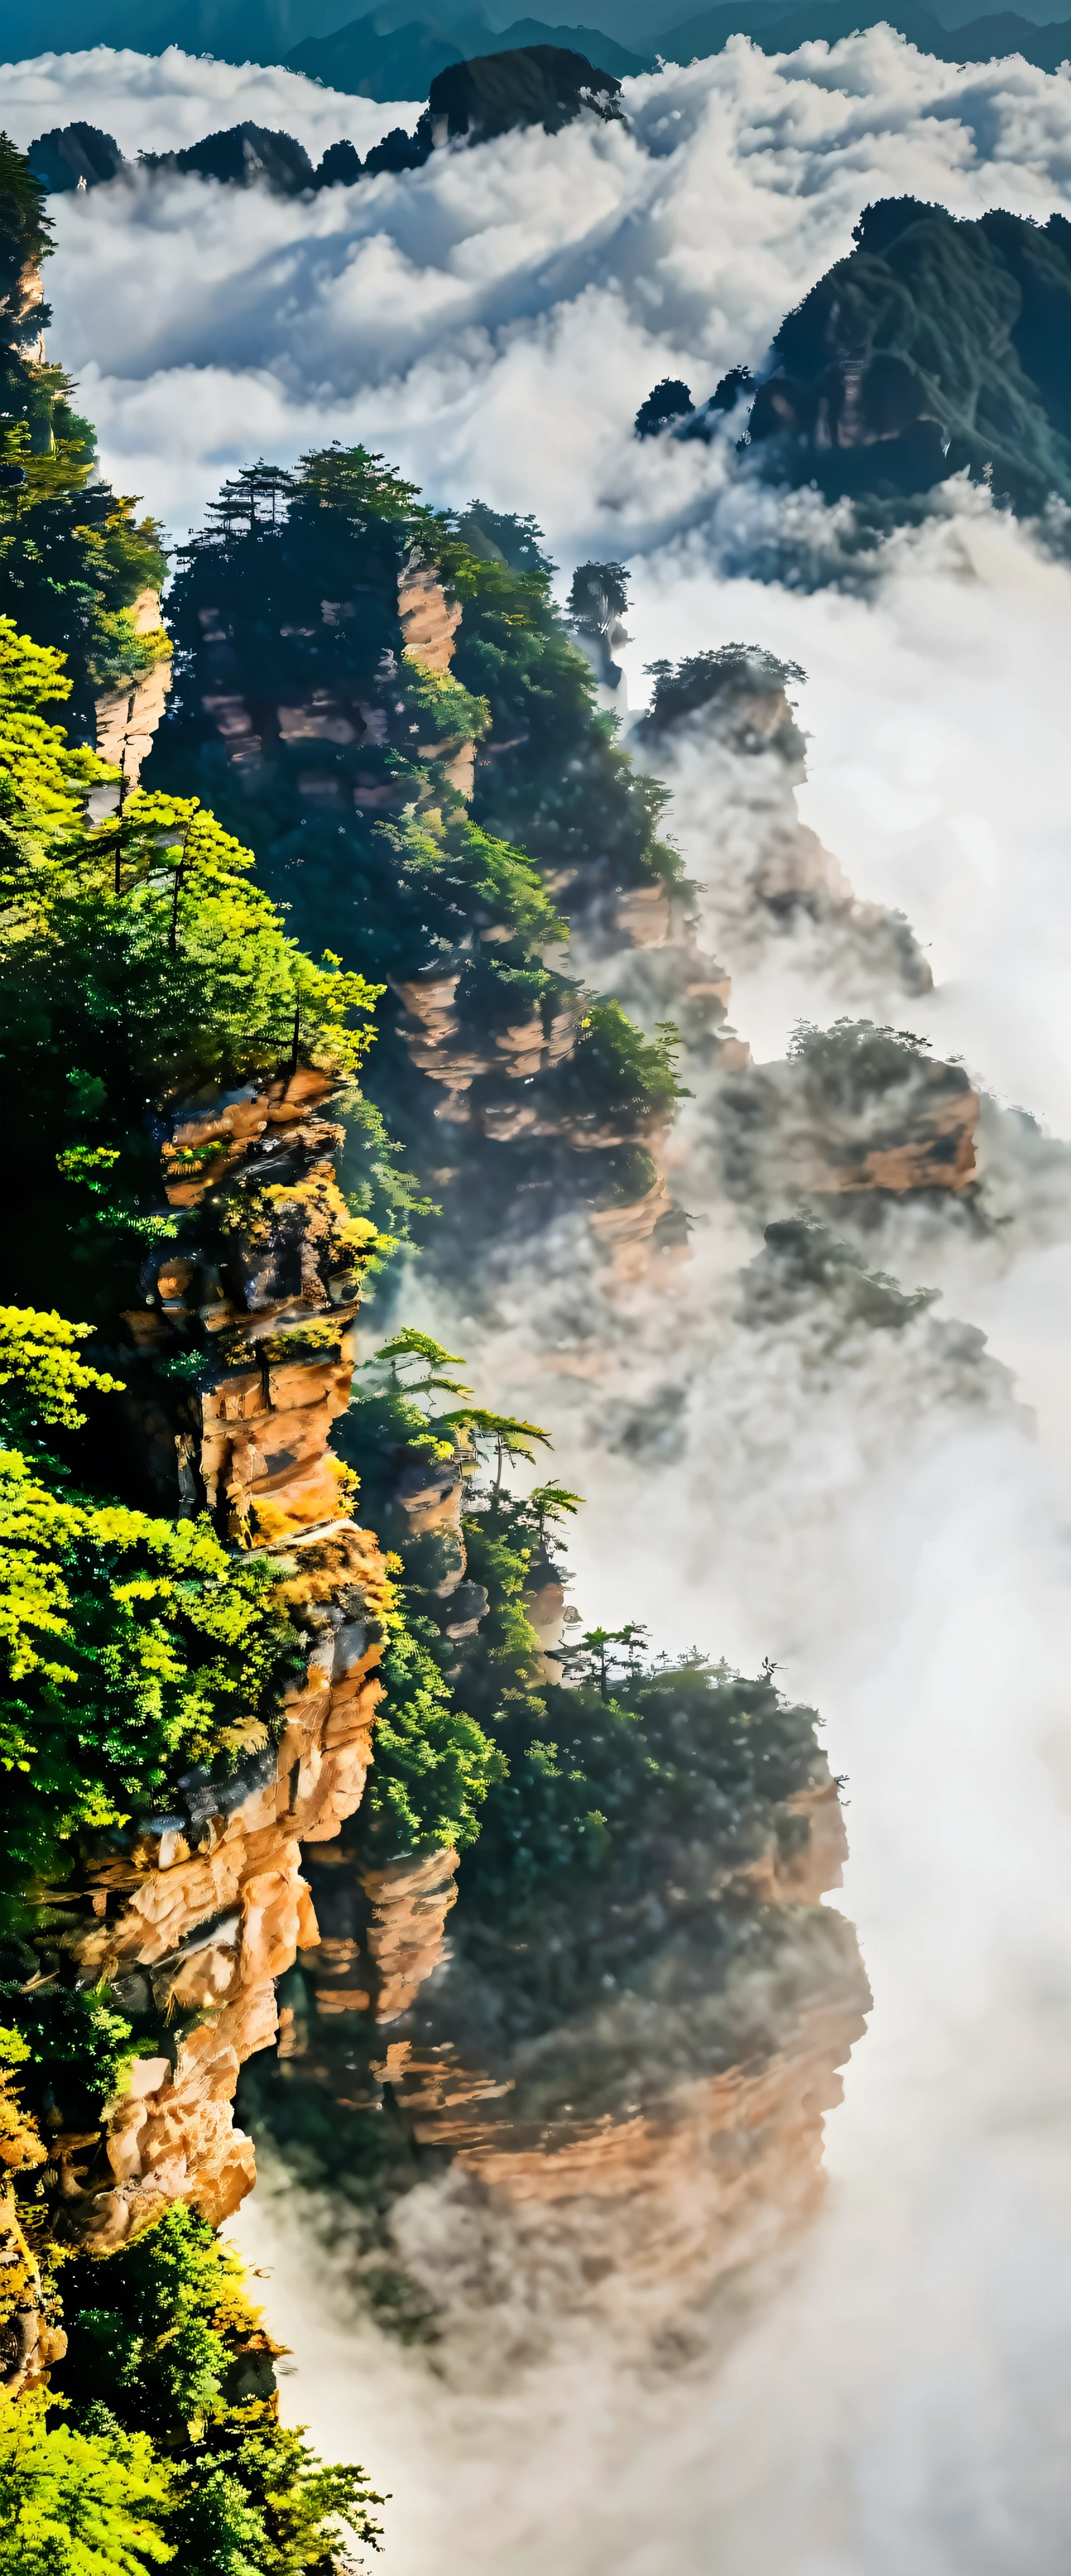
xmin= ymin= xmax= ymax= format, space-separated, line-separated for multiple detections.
xmin=0 ymin=42 xmax=417 ymax=158
xmin=13 ymin=32 xmax=1071 ymax=548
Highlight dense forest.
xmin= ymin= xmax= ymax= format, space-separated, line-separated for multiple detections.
xmin=141 ymin=453 xmax=685 ymax=1279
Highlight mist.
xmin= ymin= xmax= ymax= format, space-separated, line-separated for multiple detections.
xmin=234 ymin=1095 xmax=1071 ymax=2563
xmin=232 ymin=462 xmax=1071 ymax=2561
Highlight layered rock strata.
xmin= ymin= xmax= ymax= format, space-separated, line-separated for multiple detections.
xmin=27 ymin=1063 xmax=400 ymax=2255
xmin=258 ymin=1755 xmax=870 ymax=2369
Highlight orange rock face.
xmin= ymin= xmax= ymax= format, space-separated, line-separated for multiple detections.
xmin=398 ymin=557 xmax=463 ymax=674
xmin=56 ymin=1525 xmax=391 ymax=2255
xmin=380 ymin=1985 xmax=867 ymax=2355
xmin=95 ymin=588 xmax=172 ymax=794
xmin=42 ymin=1048 xmax=402 ymax=2255
xmin=357 ymin=1849 xmax=462 ymax=2023
xmin=272 ymin=1756 xmax=870 ymax=2368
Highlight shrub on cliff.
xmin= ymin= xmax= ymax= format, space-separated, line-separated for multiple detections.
xmin=458 ymin=1653 xmax=824 ymax=1924
xmin=441 ymin=499 xmax=679 ymax=905
xmin=0 ymin=1304 xmax=304 ymax=1926
xmin=0 ymin=621 xmax=392 ymax=1321
xmin=333 ymin=1331 xmax=556 ymax=1856
xmin=0 ymin=138 xmax=168 ymax=736
xmin=0 ymin=2390 xmax=172 ymax=2576
xmin=0 ymin=2203 xmax=383 ymax=2576
xmin=53 ymin=2204 xmax=383 ymax=2576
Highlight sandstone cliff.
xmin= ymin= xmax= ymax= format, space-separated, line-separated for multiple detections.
xmin=250 ymin=1746 xmax=870 ymax=2373
xmin=18 ymin=1060 xmax=404 ymax=2259
xmin=94 ymin=585 xmax=172 ymax=797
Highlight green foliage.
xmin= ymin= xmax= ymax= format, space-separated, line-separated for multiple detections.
xmin=567 ymin=560 xmax=630 ymax=633
xmin=0 ymin=630 xmax=387 ymax=1321
xmin=553 ymin=1621 xmax=649 ymax=1696
xmin=0 ymin=138 xmax=168 ymax=734
xmin=741 ymin=1210 xmax=940 ymax=1334
xmin=335 ymin=1335 xmax=559 ymax=1855
xmin=0 ymin=1308 xmax=300 ymax=1914
xmin=0 ymin=1308 xmax=306 ymax=1953
xmin=141 ymin=451 xmax=686 ymax=1271
xmin=0 ymin=1306 xmax=124 ymax=1451
xmin=0 ymin=1459 xmax=303 ymax=1893
xmin=0 ymin=129 xmax=51 ymax=286
xmin=787 ymin=1017 xmax=971 ymax=1106
xmin=460 ymin=1654 xmax=823 ymax=1923
xmin=0 ymin=617 xmax=100 ymax=883
xmin=0 ymin=1977 xmax=136 ymax=2128
xmin=0 ymin=2391 xmax=172 ymax=2576
xmin=441 ymin=503 xmax=683 ymax=899
xmin=746 ymin=199 xmax=1071 ymax=518
xmin=638 ymin=644 xmax=807 ymax=738
xmin=363 ymin=1607 xmax=506 ymax=1855
xmin=0 ymin=364 xmax=393 ymax=2561
xmin=0 ymin=477 xmax=169 ymax=736
xmin=54 ymin=2205 xmax=384 ymax=2576
xmin=561 ymin=1000 xmax=685 ymax=1136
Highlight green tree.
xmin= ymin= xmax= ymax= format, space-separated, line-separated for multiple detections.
xmin=0 ymin=136 xmax=169 ymax=733
xmin=141 ymin=450 xmax=686 ymax=1277
xmin=0 ymin=624 xmax=388 ymax=1327
xmin=55 ymin=2203 xmax=384 ymax=2576
xmin=0 ymin=2391 xmax=172 ymax=2576
xmin=0 ymin=1304 xmax=306 ymax=1915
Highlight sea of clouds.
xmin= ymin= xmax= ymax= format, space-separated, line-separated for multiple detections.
xmin=8 ymin=33 xmax=1071 ymax=2569
xmin=5 ymin=32 xmax=1071 ymax=548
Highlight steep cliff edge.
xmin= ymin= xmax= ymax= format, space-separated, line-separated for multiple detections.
xmin=14 ymin=1063 xmax=394 ymax=2261
xmin=242 ymin=1656 xmax=870 ymax=2373
xmin=141 ymin=453 xmax=687 ymax=1291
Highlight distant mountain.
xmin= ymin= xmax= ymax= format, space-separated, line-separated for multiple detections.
xmin=287 ymin=13 xmax=646 ymax=95
xmin=656 ymin=0 xmax=1071 ymax=65
xmin=637 ymin=196 xmax=1071 ymax=520
xmin=28 ymin=48 xmax=623 ymax=199
xmin=25 ymin=122 xmax=125 ymax=189
xmin=140 ymin=116 xmax=317 ymax=182
xmin=6 ymin=0 xmax=1070 ymax=73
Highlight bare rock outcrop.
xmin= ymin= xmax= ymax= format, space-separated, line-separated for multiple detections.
xmin=95 ymin=587 xmax=172 ymax=795
xmin=266 ymin=1749 xmax=869 ymax=2373
xmin=631 ymin=654 xmax=932 ymax=1007
xmin=24 ymin=1056 xmax=402 ymax=2255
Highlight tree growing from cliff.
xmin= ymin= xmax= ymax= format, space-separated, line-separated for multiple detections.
xmin=0 ymin=2390 xmax=173 ymax=2576
xmin=142 ymin=450 xmax=688 ymax=1277
xmin=0 ymin=623 xmax=392 ymax=1325
xmin=53 ymin=2203 xmax=384 ymax=2576
xmin=0 ymin=140 xmax=168 ymax=734
xmin=0 ymin=1303 xmax=306 ymax=1950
